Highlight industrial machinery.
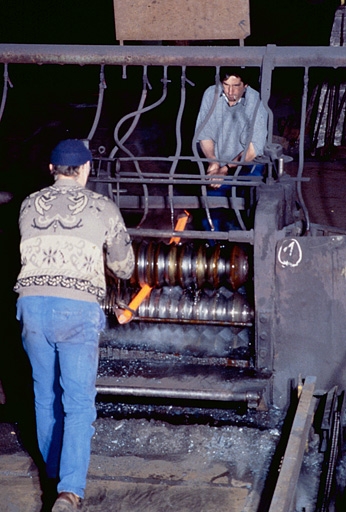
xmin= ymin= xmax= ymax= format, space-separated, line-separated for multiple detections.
xmin=1 ymin=44 xmax=346 ymax=412
xmin=91 ymin=148 xmax=346 ymax=411
xmin=94 ymin=162 xmax=287 ymax=410
xmin=91 ymin=143 xmax=306 ymax=411
xmin=87 ymin=61 xmax=346 ymax=411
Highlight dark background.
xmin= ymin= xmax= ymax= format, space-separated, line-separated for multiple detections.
xmin=0 ymin=0 xmax=341 ymax=46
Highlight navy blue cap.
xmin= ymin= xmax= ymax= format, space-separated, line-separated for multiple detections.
xmin=50 ymin=139 xmax=92 ymax=166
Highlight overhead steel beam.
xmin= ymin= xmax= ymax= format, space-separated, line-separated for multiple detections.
xmin=0 ymin=44 xmax=346 ymax=68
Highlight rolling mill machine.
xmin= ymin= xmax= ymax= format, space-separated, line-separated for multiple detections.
xmin=93 ymin=148 xmax=299 ymax=411
xmin=1 ymin=43 xmax=346 ymax=412
xmin=86 ymin=56 xmax=346 ymax=411
xmin=91 ymin=140 xmax=317 ymax=412
xmin=92 ymin=157 xmax=346 ymax=411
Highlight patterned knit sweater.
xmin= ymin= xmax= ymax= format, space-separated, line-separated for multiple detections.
xmin=14 ymin=178 xmax=134 ymax=302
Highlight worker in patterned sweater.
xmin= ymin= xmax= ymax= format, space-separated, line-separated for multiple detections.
xmin=14 ymin=139 xmax=134 ymax=512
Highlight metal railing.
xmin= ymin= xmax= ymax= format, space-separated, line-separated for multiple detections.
xmin=1 ymin=43 xmax=346 ymax=236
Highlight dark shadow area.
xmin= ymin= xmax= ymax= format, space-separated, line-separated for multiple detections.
xmin=0 ymin=0 xmax=340 ymax=47
xmin=0 ymin=196 xmax=42 ymax=466
xmin=96 ymin=393 xmax=284 ymax=430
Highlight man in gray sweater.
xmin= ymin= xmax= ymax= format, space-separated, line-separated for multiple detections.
xmin=15 ymin=139 xmax=134 ymax=511
xmin=195 ymin=68 xmax=268 ymax=230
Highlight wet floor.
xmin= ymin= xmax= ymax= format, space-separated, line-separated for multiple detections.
xmin=0 ymin=405 xmax=285 ymax=512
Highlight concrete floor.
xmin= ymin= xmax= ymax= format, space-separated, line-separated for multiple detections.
xmin=0 ymin=411 xmax=284 ymax=512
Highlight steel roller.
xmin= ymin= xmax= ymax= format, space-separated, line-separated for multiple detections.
xmin=137 ymin=287 xmax=254 ymax=325
xmin=131 ymin=240 xmax=249 ymax=291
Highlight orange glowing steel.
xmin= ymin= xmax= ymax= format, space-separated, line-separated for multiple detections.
xmin=169 ymin=210 xmax=190 ymax=244
xmin=116 ymin=283 xmax=152 ymax=324
xmin=116 ymin=211 xmax=190 ymax=324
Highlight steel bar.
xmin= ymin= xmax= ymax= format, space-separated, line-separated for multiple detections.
xmin=1 ymin=44 xmax=346 ymax=68
xmin=126 ymin=228 xmax=255 ymax=243
xmin=113 ymin=196 xmax=244 ymax=211
xmin=95 ymin=384 xmax=261 ymax=403
xmin=268 ymin=376 xmax=317 ymax=512
xmin=116 ymin=316 xmax=253 ymax=327
xmin=89 ymin=175 xmax=262 ymax=186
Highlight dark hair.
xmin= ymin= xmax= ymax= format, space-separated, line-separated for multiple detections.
xmin=220 ymin=67 xmax=249 ymax=85
xmin=50 ymin=164 xmax=82 ymax=177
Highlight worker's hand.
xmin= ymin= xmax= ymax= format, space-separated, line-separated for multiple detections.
xmin=207 ymin=163 xmax=228 ymax=189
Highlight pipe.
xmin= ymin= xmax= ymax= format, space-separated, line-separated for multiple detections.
xmin=89 ymin=172 xmax=263 ymax=186
xmin=109 ymin=65 xmax=150 ymax=158
xmin=86 ymin=65 xmax=106 ymax=142
xmin=192 ymin=68 xmax=221 ymax=231
xmin=168 ymin=67 xmax=192 ymax=229
xmin=95 ymin=384 xmax=261 ymax=403
xmin=296 ymin=67 xmax=311 ymax=233
xmin=1 ymin=44 xmax=346 ymax=68
xmin=126 ymin=227 xmax=255 ymax=244
xmin=0 ymin=64 xmax=12 ymax=123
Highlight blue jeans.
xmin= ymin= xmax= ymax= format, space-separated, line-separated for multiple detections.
xmin=16 ymin=296 xmax=105 ymax=498
xmin=202 ymin=164 xmax=264 ymax=232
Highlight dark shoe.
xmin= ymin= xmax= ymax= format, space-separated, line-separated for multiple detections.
xmin=51 ymin=492 xmax=82 ymax=511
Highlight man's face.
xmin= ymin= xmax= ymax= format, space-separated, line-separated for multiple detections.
xmin=222 ymin=75 xmax=247 ymax=106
